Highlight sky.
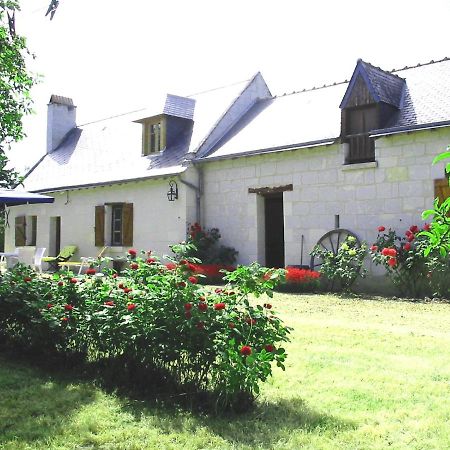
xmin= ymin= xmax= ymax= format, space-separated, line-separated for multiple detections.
xmin=8 ymin=0 xmax=450 ymax=171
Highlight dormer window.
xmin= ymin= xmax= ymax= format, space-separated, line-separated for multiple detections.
xmin=141 ymin=116 xmax=166 ymax=156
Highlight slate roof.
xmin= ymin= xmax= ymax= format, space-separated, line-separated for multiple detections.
xmin=202 ymin=58 xmax=450 ymax=161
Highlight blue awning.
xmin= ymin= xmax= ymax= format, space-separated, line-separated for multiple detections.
xmin=0 ymin=189 xmax=55 ymax=206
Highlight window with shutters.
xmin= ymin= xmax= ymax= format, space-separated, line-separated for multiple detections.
xmin=95 ymin=203 xmax=133 ymax=247
xmin=142 ymin=117 xmax=166 ymax=156
xmin=343 ymin=104 xmax=377 ymax=164
xmin=15 ymin=215 xmax=37 ymax=247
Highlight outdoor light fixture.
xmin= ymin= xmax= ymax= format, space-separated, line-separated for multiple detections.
xmin=167 ymin=180 xmax=178 ymax=202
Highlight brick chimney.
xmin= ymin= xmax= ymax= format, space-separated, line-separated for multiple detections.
xmin=47 ymin=95 xmax=76 ymax=153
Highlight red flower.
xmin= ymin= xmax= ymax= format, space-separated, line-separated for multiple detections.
xmin=404 ymin=242 xmax=411 ymax=251
xmin=184 ymin=303 xmax=193 ymax=311
xmin=407 ymin=235 xmax=415 ymax=242
xmin=127 ymin=303 xmax=136 ymax=311
xmin=196 ymin=321 xmax=205 ymax=330
xmin=228 ymin=322 xmax=235 ymax=329
xmin=23 ymin=276 xmax=32 ymax=282
xmin=388 ymin=257 xmax=397 ymax=267
xmin=370 ymin=245 xmax=378 ymax=252
xmin=198 ymin=302 xmax=207 ymax=312
xmin=47 ymin=303 xmax=53 ymax=309
xmin=188 ymin=276 xmax=198 ymax=284
xmin=104 ymin=301 xmax=115 ymax=307
xmin=245 ymin=318 xmax=257 ymax=326
xmin=214 ymin=302 xmax=226 ymax=310
xmin=61 ymin=317 xmax=68 ymax=322
xmin=382 ymin=248 xmax=397 ymax=257
xmin=118 ymin=283 xmax=124 ymax=289
xmin=180 ymin=259 xmax=188 ymax=266
xmin=86 ymin=268 xmax=96 ymax=275
xmin=130 ymin=263 xmax=139 ymax=270
xmin=409 ymin=225 xmax=419 ymax=233
xmin=264 ymin=303 xmax=272 ymax=309
xmin=112 ymin=273 xmax=118 ymax=279
xmin=264 ymin=344 xmax=275 ymax=353
xmin=240 ymin=345 xmax=252 ymax=356
xmin=128 ymin=249 xmax=137 ymax=256
xmin=423 ymin=223 xmax=431 ymax=231
xmin=185 ymin=311 xmax=192 ymax=319
xmin=146 ymin=258 xmax=156 ymax=264
xmin=57 ymin=281 xmax=64 ymax=287
xmin=178 ymin=281 xmax=186 ymax=288
xmin=165 ymin=263 xmax=177 ymax=270
xmin=377 ymin=226 xmax=386 ymax=232
xmin=215 ymin=288 xmax=223 ymax=294
xmin=70 ymin=278 xmax=78 ymax=284
xmin=123 ymin=287 xmax=132 ymax=294
xmin=64 ymin=304 xmax=74 ymax=311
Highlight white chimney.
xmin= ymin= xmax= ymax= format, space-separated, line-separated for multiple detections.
xmin=47 ymin=95 xmax=76 ymax=153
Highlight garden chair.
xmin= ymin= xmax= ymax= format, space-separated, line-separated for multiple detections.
xmin=58 ymin=246 xmax=108 ymax=274
xmin=42 ymin=245 xmax=77 ymax=272
xmin=32 ymin=247 xmax=46 ymax=273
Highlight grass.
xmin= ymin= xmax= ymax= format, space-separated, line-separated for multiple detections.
xmin=1 ymin=293 xmax=449 ymax=449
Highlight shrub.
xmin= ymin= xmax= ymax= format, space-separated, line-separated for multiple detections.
xmin=277 ymin=267 xmax=320 ymax=293
xmin=310 ymin=236 xmax=367 ymax=292
xmin=370 ymin=225 xmax=450 ymax=298
xmin=0 ymin=252 xmax=290 ymax=411
xmin=174 ymin=223 xmax=238 ymax=265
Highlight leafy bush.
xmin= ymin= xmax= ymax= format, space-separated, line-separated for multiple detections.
xmin=0 ymin=251 xmax=290 ymax=411
xmin=310 ymin=236 xmax=367 ymax=292
xmin=276 ymin=267 xmax=320 ymax=293
xmin=175 ymin=223 xmax=238 ymax=265
xmin=370 ymin=225 xmax=450 ymax=298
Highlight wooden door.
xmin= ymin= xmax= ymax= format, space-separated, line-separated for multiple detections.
xmin=265 ymin=194 xmax=285 ymax=268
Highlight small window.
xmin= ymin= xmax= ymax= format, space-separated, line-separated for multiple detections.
xmin=95 ymin=203 xmax=133 ymax=247
xmin=15 ymin=215 xmax=37 ymax=246
xmin=143 ymin=119 xmax=165 ymax=155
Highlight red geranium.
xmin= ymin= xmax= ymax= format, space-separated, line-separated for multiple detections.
xmin=128 ymin=249 xmax=137 ymax=256
xmin=378 ymin=226 xmax=386 ymax=232
xmin=127 ymin=303 xmax=136 ymax=311
xmin=214 ymin=302 xmax=226 ymax=310
xmin=404 ymin=242 xmax=411 ymax=251
xmin=57 ymin=281 xmax=64 ymax=287
xmin=228 ymin=322 xmax=235 ymax=329
xmin=184 ymin=303 xmax=193 ymax=311
xmin=104 ymin=301 xmax=115 ymax=307
xmin=23 ymin=276 xmax=32 ymax=282
xmin=146 ymin=258 xmax=156 ymax=264
xmin=178 ymin=281 xmax=186 ymax=288
xmin=185 ymin=311 xmax=192 ymax=319
xmin=407 ymin=234 xmax=415 ymax=242
xmin=130 ymin=263 xmax=139 ymax=270
xmin=70 ymin=278 xmax=78 ymax=284
xmin=240 ymin=345 xmax=252 ymax=356
xmin=215 ymin=288 xmax=223 ymax=294
xmin=263 ymin=303 xmax=272 ymax=309
xmin=370 ymin=245 xmax=378 ymax=252
xmin=264 ymin=344 xmax=275 ymax=353
xmin=198 ymin=302 xmax=207 ymax=312
xmin=423 ymin=223 xmax=431 ymax=231
xmin=165 ymin=263 xmax=177 ymax=270
xmin=123 ymin=287 xmax=132 ymax=294
xmin=64 ymin=304 xmax=74 ymax=311
xmin=188 ymin=276 xmax=198 ymax=284
xmin=245 ymin=318 xmax=257 ymax=326
xmin=86 ymin=268 xmax=96 ymax=275
xmin=409 ymin=225 xmax=419 ymax=233
xmin=47 ymin=303 xmax=53 ymax=309
xmin=196 ymin=321 xmax=205 ymax=330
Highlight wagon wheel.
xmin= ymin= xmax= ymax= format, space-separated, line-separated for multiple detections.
xmin=310 ymin=228 xmax=361 ymax=290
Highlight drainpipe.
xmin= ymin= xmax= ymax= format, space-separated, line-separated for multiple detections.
xmin=179 ymin=165 xmax=203 ymax=225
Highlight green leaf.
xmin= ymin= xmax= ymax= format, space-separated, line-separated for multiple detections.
xmin=432 ymin=151 xmax=450 ymax=164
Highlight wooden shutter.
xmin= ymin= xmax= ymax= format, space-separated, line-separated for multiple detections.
xmin=95 ymin=205 xmax=105 ymax=246
xmin=15 ymin=216 xmax=26 ymax=247
xmin=122 ymin=203 xmax=133 ymax=247
xmin=434 ymin=179 xmax=450 ymax=204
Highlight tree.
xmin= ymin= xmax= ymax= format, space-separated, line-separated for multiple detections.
xmin=0 ymin=0 xmax=36 ymax=189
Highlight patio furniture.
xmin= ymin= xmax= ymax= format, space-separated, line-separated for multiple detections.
xmin=42 ymin=245 xmax=77 ymax=271
xmin=58 ymin=246 xmax=109 ymax=274
xmin=32 ymin=247 xmax=47 ymax=273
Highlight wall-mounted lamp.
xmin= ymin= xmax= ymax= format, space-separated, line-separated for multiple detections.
xmin=167 ymin=180 xmax=178 ymax=202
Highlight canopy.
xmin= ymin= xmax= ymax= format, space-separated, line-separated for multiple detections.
xmin=0 ymin=189 xmax=55 ymax=206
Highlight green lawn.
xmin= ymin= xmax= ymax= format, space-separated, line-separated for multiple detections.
xmin=1 ymin=294 xmax=449 ymax=449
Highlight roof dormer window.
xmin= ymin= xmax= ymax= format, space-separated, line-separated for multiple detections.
xmin=141 ymin=116 xmax=166 ymax=156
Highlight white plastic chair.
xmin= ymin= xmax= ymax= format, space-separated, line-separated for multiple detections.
xmin=33 ymin=247 xmax=47 ymax=273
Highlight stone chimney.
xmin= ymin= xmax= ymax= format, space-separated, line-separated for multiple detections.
xmin=47 ymin=95 xmax=76 ymax=153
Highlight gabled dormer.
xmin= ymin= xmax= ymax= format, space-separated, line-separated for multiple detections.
xmin=134 ymin=94 xmax=195 ymax=156
xmin=340 ymin=59 xmax=406 ymax=164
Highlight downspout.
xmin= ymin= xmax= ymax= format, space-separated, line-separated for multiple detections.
xmin=179 ymin=165 xmax=203 ymax=225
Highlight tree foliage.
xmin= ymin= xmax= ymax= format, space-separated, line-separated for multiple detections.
xmin=0 ymin=0 xmax=35 ymax=188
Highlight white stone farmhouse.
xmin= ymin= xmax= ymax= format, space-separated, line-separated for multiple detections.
xmin=5 ymin=58 xmax=450 ymax=285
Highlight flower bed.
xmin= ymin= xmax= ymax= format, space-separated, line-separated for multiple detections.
xmin=0 ymin=252 xmax=290 ymax=410
xmin=276 ymin=267 xmax=320 ymax=293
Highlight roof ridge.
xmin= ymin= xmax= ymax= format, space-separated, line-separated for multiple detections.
xmin=186 ymin=78 xmax=252 ymax=98
xmin=78 ymin=108 xmax=147 ymax=126
xmin=276 ymin=57 xmax=450 ymax=99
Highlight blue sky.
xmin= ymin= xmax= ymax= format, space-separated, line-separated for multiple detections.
xmin=9 ymin=0 xmax=450 ymax=170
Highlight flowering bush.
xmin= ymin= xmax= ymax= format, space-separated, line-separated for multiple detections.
xmin=276 ymin=267 xmax=320 ymax=293
xmin=0 ymin=252 xmax=290 ymax=411
xmin=311 ymin=236 xmax=367 ymax=292
xmin=370 ymin=225 xmax=450 ymax=298
xmin=175 ymin=223 xmax=238 ymax=265
xmin=190 ymin=263 xmax=235 ymax=284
